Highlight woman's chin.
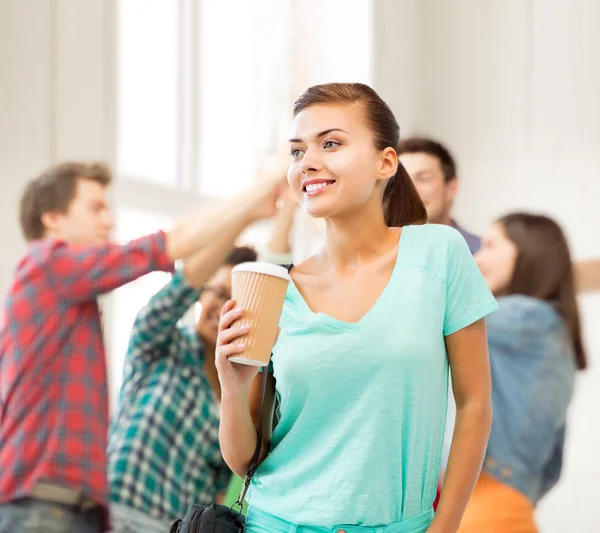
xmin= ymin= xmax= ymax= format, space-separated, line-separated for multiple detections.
xmin=302 ymin=200 xmax=336 ymax=220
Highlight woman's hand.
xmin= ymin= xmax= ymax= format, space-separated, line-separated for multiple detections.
xmin=215 ymin=300 xmax=264 ymax=395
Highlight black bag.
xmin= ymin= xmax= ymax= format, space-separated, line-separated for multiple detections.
xmin=169 ymin=264 xmax=292 ymax=533
xmin=168 ymin=368 xmax=268 ymax=533
xmin=169 ymin=503 xmax=246 ymax=533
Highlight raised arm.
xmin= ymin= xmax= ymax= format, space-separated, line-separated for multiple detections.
xmin=575 ymin=259 xmax=600 ymax=293
xmin=165 ymin=169 xmax=286 ymax=261
xmin=259 ymin=190 xmax=297 ymax=265
xmin=47 ymin=232 xmax=173 ymax=303
xmin=126 ymin=271 xmax=201 ymax=361
xmin=47 ymin=170 xmax=286 ymax=303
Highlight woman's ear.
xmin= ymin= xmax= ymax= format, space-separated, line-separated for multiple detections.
xmin=375 ymin=146 xmax=398 ymax=183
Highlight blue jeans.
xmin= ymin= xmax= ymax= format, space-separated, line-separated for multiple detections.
xmin=0 ymin=499 xmax=102 ymax=533
xmin=109 ymin=503 xmax=172 ymax=533
xmin=245 ymin=507 xmax=434 ymax=533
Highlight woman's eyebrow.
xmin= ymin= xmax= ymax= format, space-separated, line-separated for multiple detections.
xmin=289 ymin=128 xmax=349 ymax=143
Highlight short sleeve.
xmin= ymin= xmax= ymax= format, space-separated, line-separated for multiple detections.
xmin=443 ymin=231 xmax=498 ymax=336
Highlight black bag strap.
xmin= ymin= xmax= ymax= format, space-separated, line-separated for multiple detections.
xmin=235 ymin=366 xmax=269 ymax=506
xmin=235 ymin=263 xmax=293 ymax=508
xmin=169 ymin=518 xmax=182 ymax=533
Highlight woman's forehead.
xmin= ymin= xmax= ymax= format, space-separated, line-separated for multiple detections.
xmin=290 ymin=103 xmax=367 ymax=139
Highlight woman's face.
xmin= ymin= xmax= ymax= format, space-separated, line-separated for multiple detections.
xmin=475 ymin=222 xmax=519 ymax=295
xmin=287 ymin=103 xmax=396 ymax=220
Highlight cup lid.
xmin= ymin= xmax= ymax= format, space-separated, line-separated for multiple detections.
xmin=231 ymin=261 xmax=291 ymax=281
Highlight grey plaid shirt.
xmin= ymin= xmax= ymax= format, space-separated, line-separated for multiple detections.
xmin=107 ymin=272 xmax=231 ymax=522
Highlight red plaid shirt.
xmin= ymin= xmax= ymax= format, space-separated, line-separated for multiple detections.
xmin=0 ymin=232 xmax=173 ymax=530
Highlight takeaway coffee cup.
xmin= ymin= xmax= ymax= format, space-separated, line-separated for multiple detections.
xmin=227 ymin=262 xmax=290 ymax=366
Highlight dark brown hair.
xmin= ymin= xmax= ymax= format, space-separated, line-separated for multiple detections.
xmin=499 ymin=213 xmax=587 ymax=370
xmin=19 ymin=162 xmax=112 ymax=241
xmin=293 ymin=83 xmax=428 ymax=227
xmin=397 ymin=137 xmax=457 ymax=183
xmin=224 ymin=246 xmax=258 ymax=266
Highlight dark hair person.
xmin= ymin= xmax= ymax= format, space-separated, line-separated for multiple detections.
xmin=217 ymin=83 xmax=498 ymax=533
xmin=459 ymin=213 xmax=587 ymax=533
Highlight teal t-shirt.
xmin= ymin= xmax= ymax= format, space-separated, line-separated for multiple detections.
xmin=248 ymin=224 xmax=498 ymax=527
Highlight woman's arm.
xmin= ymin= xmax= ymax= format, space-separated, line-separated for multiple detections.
xmin=429 ymin=318 xmax=493 ymax=533
xmin=217 ymin=302 xmax=278 ymax=478
xmin=218 ymin=373 xmax=276 ymax=478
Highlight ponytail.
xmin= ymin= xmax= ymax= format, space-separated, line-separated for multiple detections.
xmin=384 ymin=161 xmax=428 ymax=227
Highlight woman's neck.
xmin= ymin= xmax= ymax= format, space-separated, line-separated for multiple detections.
xmin=321 ymin=202 xmax=396 ymax=268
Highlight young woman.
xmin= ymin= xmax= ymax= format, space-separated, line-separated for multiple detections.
xmin=459 ymin=213 xmax=587 ymax=533
xmin=216 ymin=83 xmax=498 ymax=533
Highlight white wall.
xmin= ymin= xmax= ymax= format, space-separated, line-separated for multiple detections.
xmin=374 ymin=1 xmax=600 ymax=531
xmin=281 ymin=0 xmax=376 ymax=260
xmin=1 ymin=0 xmax=53 ymax=296
xmin=0 ymin=0 xmax=122 ymax=398
xmin=0 ymin=0 xmax=115 ymax=297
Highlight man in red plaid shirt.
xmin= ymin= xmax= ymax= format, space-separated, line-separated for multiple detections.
xmin=0 ymin=161 xmax=284 ymax=533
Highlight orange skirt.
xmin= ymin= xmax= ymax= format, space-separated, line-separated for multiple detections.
xmin=458 ymin=472 xmax=538 ymax=533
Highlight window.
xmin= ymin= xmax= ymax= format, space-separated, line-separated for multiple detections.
xmin=109 ymin=0 xmax=374 ymax=411
xmin=117 ymin=0 xmax=182 ymax=186
xmin=196 ymin=0 xmax=293 ymax=197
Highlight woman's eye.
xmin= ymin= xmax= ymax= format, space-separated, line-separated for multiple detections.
xmin=290 ymin=148 xmax=303 ymax=158
xmin=323 ymin=140 xmax=339 ymax=149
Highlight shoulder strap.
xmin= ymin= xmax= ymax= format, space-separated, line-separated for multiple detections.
xmin=235 ymin=263 xmax=293 ymax=507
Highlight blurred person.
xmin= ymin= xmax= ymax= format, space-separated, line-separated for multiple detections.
xmin=458 ymin=213 xmax=587 ymax=533
xmin=399 ymin=136 xmax=600 ymax=284
xmin=108 ymin=246 xmax=257 ymax=533
xmin=0 ymin=161 xmax=284 ymax=533
xmin=108 ymin=196 xmax=298 ymax=532
xmin=398 ymin=137 xmax=600 ymax=290
xmin=216 ymin=83 xmax=498 ymax=533
xmin=398 ymin=137 xmax=480 ymax=253
xmin=576 ymin=259 xmax=600 ymax=292
xmin=260 ymin=187 xmax=298 ymax=265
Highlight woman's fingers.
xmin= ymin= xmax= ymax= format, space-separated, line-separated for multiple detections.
xmin=220 ymin=299 xmax=236 ymax=317
xmin=219 ymin=303 xmax=243 ymax=332
xmin=217 ymin=342 xmax=247 ymax=360
xmin=218 ymin=324 xmax=250 ymax=347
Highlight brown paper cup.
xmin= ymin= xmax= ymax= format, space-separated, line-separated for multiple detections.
xmin=228 ymin=262 xmax=290 ymax=366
